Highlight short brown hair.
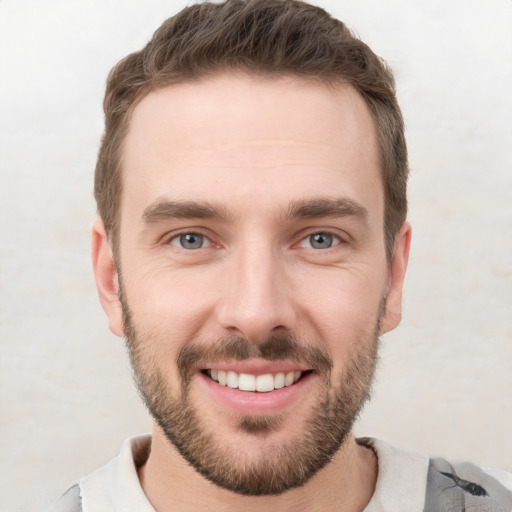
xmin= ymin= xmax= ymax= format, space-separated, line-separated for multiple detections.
xmin=95 ymin=0 xmax=408 ymax=259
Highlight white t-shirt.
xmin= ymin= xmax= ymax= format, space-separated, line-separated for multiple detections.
xmin=52 ymin=434 xmax=512 ymax=512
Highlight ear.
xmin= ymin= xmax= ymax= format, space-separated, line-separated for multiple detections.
xmin=380 ymin=222 xmax=412 ymax=334
xmin=91 ymin=220 xmax=124 ymax=336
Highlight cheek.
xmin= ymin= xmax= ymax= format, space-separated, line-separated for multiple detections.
xmin=125 ymin=267 xmax=218 ymax=341
xmin=293 ymin=266 xmax=386 ymax=344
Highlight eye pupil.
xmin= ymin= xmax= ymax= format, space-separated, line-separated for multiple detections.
xmin=310 ymin=233 xmax=333 ymax=249
xmin=180 ymin=233 xmax=203 ymax=249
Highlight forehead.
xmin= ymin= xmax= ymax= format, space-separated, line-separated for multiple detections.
xmin=121 ymin=74 xmax=382 ymax=222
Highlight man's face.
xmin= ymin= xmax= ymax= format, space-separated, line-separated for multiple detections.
xmin=94 ymin=74 xmax=409 ymax=494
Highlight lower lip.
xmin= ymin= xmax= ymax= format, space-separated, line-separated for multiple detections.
xmin=197 ymin=371 xmax=314 ymax=414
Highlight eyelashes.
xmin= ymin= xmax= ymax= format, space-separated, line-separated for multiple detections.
xmin=169 ymin=233 xmax=213 ymax=250
xmin=297 ymin=232 xmax=341 ymax=250
xmin=167 ymin=230 xmax=345 ymax=251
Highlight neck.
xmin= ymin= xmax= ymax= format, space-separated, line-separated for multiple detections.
xmin=138 ymin=425 xmax=377 ymax=512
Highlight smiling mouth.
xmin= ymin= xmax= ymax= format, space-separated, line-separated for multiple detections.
xmin=201 ymin=369 xmax=312 ymax=392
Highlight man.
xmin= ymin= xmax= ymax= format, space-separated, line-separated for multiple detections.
xmin=53 ymin=0 xmax=512 ymax=511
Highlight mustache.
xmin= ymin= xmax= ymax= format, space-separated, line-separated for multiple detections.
xmin=177 ymin=333 xmax=333 ymax=382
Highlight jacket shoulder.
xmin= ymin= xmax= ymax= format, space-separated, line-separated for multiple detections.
xmin=47 ymin=484 xmax=82 ymax=512
xmin=424 ymin=457 xmax=512 ymax=512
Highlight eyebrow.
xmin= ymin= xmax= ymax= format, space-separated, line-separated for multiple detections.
xmin=285 ymin=197 xmax=368 ymax=222
xmin=141 ymin=197 xmax=368 ymax=225
xmin=142 ymin=199 xmax=232 ymax=224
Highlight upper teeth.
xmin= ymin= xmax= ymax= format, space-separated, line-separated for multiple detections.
xmin=209 ymin=370 xmax=302 ymax=392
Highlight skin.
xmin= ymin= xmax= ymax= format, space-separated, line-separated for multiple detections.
xmin=92 ymin=74 xmax=411 ymax=512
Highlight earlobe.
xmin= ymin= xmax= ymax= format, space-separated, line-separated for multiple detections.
xmin=380 ymin=222 xmax=412 ymax=334
xmin=91 ymin=220 xmax=124 ymax=337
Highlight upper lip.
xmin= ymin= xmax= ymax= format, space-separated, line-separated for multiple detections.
xmin=200 ymin=359 xmax=312 ymax=376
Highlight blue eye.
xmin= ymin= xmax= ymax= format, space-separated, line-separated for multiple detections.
xmin=300 ymin=232 xmax=340 ymax=249
xmin=310 ymin=233 xmax=333 ymax=249
xmin=171 ymin=233 xmax=208 ymax=249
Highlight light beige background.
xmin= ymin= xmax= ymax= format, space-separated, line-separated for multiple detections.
xmin=0 ymin=1 xmax=511 ymax=511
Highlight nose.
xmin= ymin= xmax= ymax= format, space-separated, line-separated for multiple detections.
xmin=216 ymin=241 xmax=297 ymax=343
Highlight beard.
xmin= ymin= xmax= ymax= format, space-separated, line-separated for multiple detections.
xmin=122 ymin=295 xmax=381 ymax=496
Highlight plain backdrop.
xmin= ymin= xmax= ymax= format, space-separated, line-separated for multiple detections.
xmin=0 ymin=1 xmax=511 ymax=511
